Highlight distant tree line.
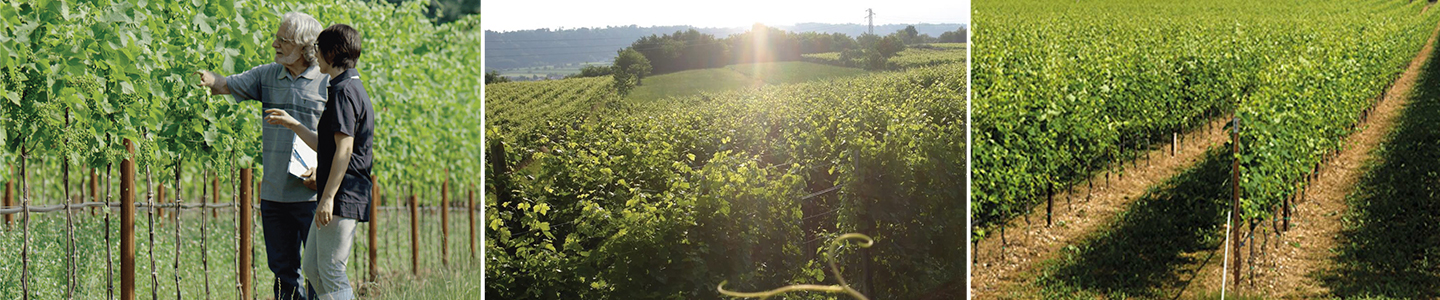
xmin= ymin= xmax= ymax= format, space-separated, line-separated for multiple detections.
xmin=938 ymin=26 xmax=967 ymax=43
xmin=603 ymin=24 xmax=929 ymax=75
xmin=554 ymin=24 xmax=967 ymax=90
xmin=630 ymin=28 xmax=732 ymax=74
xmin=485 ymin=70 xmax=511 ymax=84
xmin=486 ymin=25 xmax=726 ymax=70
xmin=486 ymin=23 xmax=964 ymax=70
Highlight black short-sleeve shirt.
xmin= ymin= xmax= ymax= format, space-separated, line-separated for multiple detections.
xmin=317 ymin=68 xmax=374 ymax=222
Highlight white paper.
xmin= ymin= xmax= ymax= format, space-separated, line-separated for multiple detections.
xmin=288 ymin=134 xmax=318 ymax=178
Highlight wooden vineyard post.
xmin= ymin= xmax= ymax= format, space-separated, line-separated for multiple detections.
xmin=91 ymin=168 xmax=99 ymax=216
xmin=1046 ymin=178 xmax=1053 ymax=227
xmin=156 ymin=184 xmax=166 ymax=221
xmin=468 ymin=185 xmax=476 ymax=259
xmin=120 ymin=140 xmax=136 ymax=300
xmin=369 ymin=176 xmax=379 ymax=283
xmin=212 ymin=176 xmax=219 ymax=218
xmin=1229 ymin=118 xmax=1242 ymax=288
xmin=239 ymin=169 xmax=254 ymax=300
xmin=5 ymin=164 xmax=12 ymax=228
xmin=410 ymin=192 xmax=419 ymax=276
xmin=441 ymin=176 xmax=450 ymax=267
xmin=1283 ymin=188 xmax=1291 ymax=231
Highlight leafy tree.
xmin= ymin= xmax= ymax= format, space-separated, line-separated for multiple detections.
xmin=383 ymin=0 xmax=479 ymax=24
xmin=856 ymin=33 xmax=881 ymax=51
xmin=726 ymin=24 xmax=803 ymax=64
xmin=839 ymin=49 xmax=865 ymax=68
xmin=798 ymin=32 xmax=858 ymax=54
xmin=863 ymin=51 xmax=888 ymax=70
xmin=899 ymin=25 xmax=921 ymax=44
xmin=631 ymin=29 xmax=729 ymax=74
xmin=486 ymin=70 xmax=511 ymax=84
xmin=566 ymin=64 xmax=614 ymax=79
xmin=612 ymin=47 xmax=651 ymax=95
xmin=939 ymin=26 xmax=967 ymax=43
xmin=877 ymin=35 xmax=906 ymax=58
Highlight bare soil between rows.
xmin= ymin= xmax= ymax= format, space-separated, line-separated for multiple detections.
xmin=1180 ymin=13 xmax=1440 ymax=300
xmin=971 ymin=116 xmax=1231 ymax=299
xmin=972 ymin=12 xmax=1440 ymax=300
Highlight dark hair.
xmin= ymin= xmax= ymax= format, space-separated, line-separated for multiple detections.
xmin=317 ymin=24 xmax=362 ymax=69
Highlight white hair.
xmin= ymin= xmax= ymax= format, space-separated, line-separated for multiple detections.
xmin=281 ymin=12 xmax=322 ymax=65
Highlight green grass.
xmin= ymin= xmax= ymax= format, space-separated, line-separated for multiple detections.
xmin=370 ymin=265 xmax=482 ymax=300
xmin=723 ymin=61 xmax=868 ymax=84
xmin=1029 ymin=149 xmax=1230 ymax=299
xmin=624 ymin=66 xmax=757 ymax=104
xmin=626 ymin=61 xmax=866 ymax=104
xmin=0 ymin=200 xmax=480 ymax=299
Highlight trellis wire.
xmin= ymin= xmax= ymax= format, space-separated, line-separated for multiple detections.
xmin=4 ymin=168 xmax=481 ymax=299
xmin=0 ymin=202 xmax=238 ymax=215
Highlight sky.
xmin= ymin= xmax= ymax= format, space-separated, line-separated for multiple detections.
xmin=482 ymin=0 xmax=969 ymax=32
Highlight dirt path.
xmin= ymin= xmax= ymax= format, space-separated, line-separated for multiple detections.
xmin=1180 ymin=16 xmax=1440 ymax=299
xmin=971 ymin=116 xmax=1231 ymax=298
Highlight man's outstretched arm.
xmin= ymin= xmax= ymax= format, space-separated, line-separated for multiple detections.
xmin=196 ymin=70 xmax=232 ymax=95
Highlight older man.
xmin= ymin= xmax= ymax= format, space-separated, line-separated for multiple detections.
xmin=197 ymin=12 xmax=327 ymax=300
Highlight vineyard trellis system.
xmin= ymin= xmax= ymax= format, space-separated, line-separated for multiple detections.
xmin=0 ymin=162 xmax=481 ymax=299
xmin=973 ymin=0 xmax=1440 ymax=294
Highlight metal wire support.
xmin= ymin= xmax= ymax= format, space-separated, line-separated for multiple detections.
xmin=232 ymin=168 xmax=241 ymax=300
xmin=20 ymin=150 xmax=31 ymax=300
xmin=172 ymin=162 xmax=182 ymax=300
xmin=106 ymin=164 xmax=114 ymax=300
xmin=202 ymin=171 xmax=212 ymax=299
xmin=64 ymin=152 xmax=75 ymax=299
xmin=146 ymin=166 xmax=158 ymax=300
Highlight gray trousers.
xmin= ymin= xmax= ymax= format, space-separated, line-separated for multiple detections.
xmin=302 ymin=216 xmax=357 ymax=300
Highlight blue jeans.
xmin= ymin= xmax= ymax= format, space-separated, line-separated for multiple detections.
xmin=262 ymin=200 xmax=317 ymax=300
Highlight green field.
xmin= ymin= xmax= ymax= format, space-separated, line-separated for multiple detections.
xmin=800 ymin=43 xmax=967 ymax=70
xmin=486 ymin=61 xmax=872 ymax=135
xmin=625 ymin=61 xmax=867 ymax=103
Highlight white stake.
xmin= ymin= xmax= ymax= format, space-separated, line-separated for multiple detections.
xmin=1221 ymin=210 xmax=1232 ymax=300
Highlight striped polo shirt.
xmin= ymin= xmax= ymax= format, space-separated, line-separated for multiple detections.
xmin=227 ymin=63 xmax=331 ymax=202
